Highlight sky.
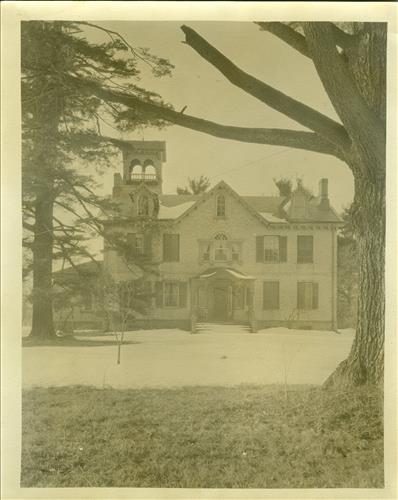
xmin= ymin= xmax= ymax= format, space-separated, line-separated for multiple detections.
xmin=83 ymin=21 xmax=354 ymax=210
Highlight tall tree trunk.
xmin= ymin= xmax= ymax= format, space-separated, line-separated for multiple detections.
xmin=325 ymin=174 xmax=385 ymax=386
xmin=30 ymin=183 xmax=55 ymax=339
xmin=25 ymin=23 xmax=65 ymax=340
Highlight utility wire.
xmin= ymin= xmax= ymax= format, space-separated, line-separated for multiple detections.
xmin=208 ymin=147 xmax=292 ymax=181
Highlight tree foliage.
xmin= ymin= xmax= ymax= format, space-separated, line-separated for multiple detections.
xmin=22 ymin=21 xmax=172 ymax=338
xmin=177 ymin=175 xmax=211 ymax=195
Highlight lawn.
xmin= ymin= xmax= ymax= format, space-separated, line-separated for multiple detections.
xmin=21 ymin=384 xmax=383 ymax=488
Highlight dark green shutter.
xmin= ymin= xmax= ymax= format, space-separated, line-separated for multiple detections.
xmin=172 ymin=234 xmax=180 ymax=262
xmin=297 ymin=282 xmax=305 ymax=309
xmin=312 ymin=283 xmax=319 ymax=309
xmin=155 ymin=282 xmax=163 ymax=307
xmin=279 ymin=236 xmax=287 ymax=262
xmin=263 ymin=281 xmax=279 ymax=310
xmin=163 ymin=234 xmax=180 ymax=262
xmin=144 ymin=233 xmax=152 ymax=257
xmin=256 ymin=236 xmax=264 ymax=262
xmin=179 ymin=282 xmax=187 ymax=308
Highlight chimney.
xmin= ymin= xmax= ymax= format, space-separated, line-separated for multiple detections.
xmin=318 ymin=178 xmax=329 ymax=209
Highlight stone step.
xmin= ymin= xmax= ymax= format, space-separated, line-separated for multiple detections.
xmin=195 ymin=322 xmax=252 ymax=334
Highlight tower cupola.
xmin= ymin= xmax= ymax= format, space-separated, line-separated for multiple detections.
xmin=118 ymin=140 xmax=166 ymax=194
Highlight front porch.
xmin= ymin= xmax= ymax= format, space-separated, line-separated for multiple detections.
xmin=190 ymin=268 xmax=256 ymax=333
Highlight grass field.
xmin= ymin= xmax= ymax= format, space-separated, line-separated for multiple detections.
xmin=21 ymin=385 xmax=383 ymax=488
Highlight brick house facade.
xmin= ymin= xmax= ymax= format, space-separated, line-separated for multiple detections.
xmin=95 ymin=140 xmax=342 ymax=332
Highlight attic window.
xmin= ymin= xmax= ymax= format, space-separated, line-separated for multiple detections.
xmin=216 ymin=195 xmax=226 ymax=217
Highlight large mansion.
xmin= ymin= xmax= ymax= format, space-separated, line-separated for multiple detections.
xmin=55 ymin=140 xmax=343 ymax=333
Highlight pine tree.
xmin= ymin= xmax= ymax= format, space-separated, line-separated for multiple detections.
xmin=22 ymin=21 xmax=172 ymax=339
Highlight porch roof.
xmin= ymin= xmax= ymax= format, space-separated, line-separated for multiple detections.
xmin=194 ymin=267 xmax=255 ymax=281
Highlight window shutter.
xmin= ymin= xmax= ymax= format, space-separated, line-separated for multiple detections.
xmin=297 ymin=282 xmax=305 ymax=309
xmin=279 ymin=236 xmax=287 ymax=262
xmin=263 ymin=281 xmax=280 ymax=310
xmin=144 ymin=233 xmax=152 ymax=257
xmin=155 ymin=282 xmax=163 ymax=307
xmin=127 ymin=233 xmax=136 ymax=254
xmin=312 ymin=283 xmax=319 ymax=309
xmin=256 ymin=236 xmax=264 ymax=262
xmin=163 ymin=234 xmax=180 ymax=262
xmin=172 ymin=234 xmax=180 ymax=262
xmin=179 ymin=282 xmax=187 ymax=308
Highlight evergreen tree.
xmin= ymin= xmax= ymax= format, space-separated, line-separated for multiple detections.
xmin=22 ymin=21 xmax=172 ymax=339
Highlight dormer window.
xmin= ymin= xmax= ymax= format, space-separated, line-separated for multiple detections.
xmin=138 ymin=195 xmax=149 ymax=216
xmin=216 ymin=195 xmax=226 ymax=217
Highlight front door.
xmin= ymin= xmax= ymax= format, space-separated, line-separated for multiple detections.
xmin=212 ymin=286 xmax=228 ymax=321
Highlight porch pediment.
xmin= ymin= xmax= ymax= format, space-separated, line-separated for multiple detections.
xmin=194 ymin=267 xmax=255 ymax=281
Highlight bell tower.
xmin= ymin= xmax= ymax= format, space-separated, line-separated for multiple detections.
xmin=115 ymin=140 xmax=166 ymax=195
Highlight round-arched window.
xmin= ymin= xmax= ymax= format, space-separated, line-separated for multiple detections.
xmin=214 ymin=233 xmax=228 ymax=260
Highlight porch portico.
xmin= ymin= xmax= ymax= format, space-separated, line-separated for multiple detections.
xmin=190 ymin=268 xmax=256 ymax=332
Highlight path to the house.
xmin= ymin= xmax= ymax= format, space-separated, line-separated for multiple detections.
xmin=22 ymin=327 xmax=354 ymax=389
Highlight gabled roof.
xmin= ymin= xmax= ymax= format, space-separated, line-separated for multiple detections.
xmin=171 ymin=181 xmax=277 ymax=226
xmin=157 ymin=181 xmax=342 ymax=224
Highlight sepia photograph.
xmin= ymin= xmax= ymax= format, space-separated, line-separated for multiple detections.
xmin=1 ymin=1 xmax=397 ymax=498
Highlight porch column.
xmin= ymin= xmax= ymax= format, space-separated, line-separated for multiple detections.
xmin=189 ymin=278 xmax=198 ymax=333
xmin=248 ymin=280 xmax=257 ymax=333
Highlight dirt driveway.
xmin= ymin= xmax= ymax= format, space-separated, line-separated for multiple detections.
xmin=22 ymin=327 xmax=354 ymax=389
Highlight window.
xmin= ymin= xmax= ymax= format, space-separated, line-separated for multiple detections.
xmin=156 ymin=281 xmax=187 ymax=308
xmin=216 ymin=195 xmax=226 ymax=217
xmin=163 ymin=234 xmax=180 ymax=262
xmin=164 ymin=282 xmax=179 ymax=307
xmin=138 ymin=195 xmax=149 ymax=216
xmin=127 ymin=233 xmax=144 ymax=255
xmin=297 ymin=235 xmax=313 ymax=263
xmin=263 ymin=281 xmax=280 ymax=310
xmin=264 ymin=236 xmax=279 ymax=262
xmin=297 ymin=282 xmax=318 ymax=309
xmin=256 ymin=236 xmax=287 ymax=263
xmin=214 ymin=233 xmax=228 ymax=261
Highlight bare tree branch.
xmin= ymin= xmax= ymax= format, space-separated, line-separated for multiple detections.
xmin=180 ymin=25 xmax=350 ymax=148
xmin=255 ymin=22 xmax=310 ymax=58
xmin=71 ymin=78 xmax=346 ymax=160
xmin=303 ymin=22 xmax=385 ymax=173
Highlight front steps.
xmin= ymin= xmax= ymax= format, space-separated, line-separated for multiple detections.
xmin=194 ymin=322 xmax=252 ymax=334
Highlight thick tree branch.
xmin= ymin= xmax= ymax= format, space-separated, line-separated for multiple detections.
xmin=255 ymin=22 xmax=310 ymax=58
xmin=71 ymin=77 xmax=345 ymax=160
xmin=328 ymin=23 xmax=359 ymax=50
xmin=256 ymin=22 xmax=358 ymax=57
xmin=303 ymin=22 xmax=385 ymax=173
xmin=180 ymin=25 xmax=350 ymax=148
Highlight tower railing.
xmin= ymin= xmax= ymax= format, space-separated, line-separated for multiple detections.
xmin=130 ymin=173 xmax=157 ymax=181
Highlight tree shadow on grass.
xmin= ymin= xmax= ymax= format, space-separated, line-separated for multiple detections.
xmin=22 ymin=336 xmax=141 ymax=348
